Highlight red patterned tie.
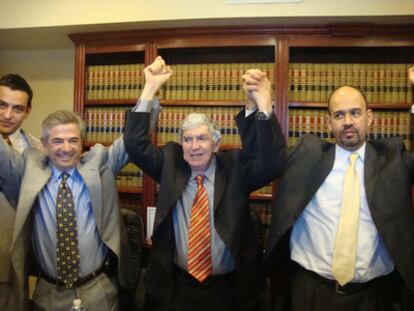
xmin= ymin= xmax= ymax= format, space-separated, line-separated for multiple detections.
xmin=187 ymin=175 xmax=212 ymax=282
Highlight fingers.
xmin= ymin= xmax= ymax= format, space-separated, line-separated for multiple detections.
xmin=242 ymin=69 xmax=267 ymax=88
xmin=242 ymin=68 xmax=266 ymax=81
xmin=146 ymin=56 xmax=172 ymax=75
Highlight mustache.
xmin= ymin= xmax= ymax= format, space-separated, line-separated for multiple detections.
xmin=340 ymin=125 xmax=358 ymax=134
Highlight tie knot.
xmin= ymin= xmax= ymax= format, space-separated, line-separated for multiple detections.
xmin=4 ymin=136 xmax=12 ymax=146
xmin=61 ymin=172 xmax=70 ymax=183
xmin=195 ymin=175 xmax=204 ymax=185
xmin=349 ymin=153 xmax=358 ymax=163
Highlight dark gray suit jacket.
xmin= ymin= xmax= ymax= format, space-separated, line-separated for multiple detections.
xmin=265 ymin=134 xmax=414 ymax=298
xmin=124 ymin=109 xmax=286 ymax=310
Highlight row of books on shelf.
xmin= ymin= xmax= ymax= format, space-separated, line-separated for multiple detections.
xmin=289 ymin=63 xmax=413 ymax=104
xmin=251 ymin=183 xmax=273 ymax=196
xmin=84 ymin=106 xmax=126 ymax=143
xmin=86 ymin=64 xmax=145 ymax=100
xmin=288 ymin=108 xmax=412 ymax=149
xmin=84 ymin=105 xmax=413 ymax=151
xmin=157 ymin=106 xmax=242 ymax=146
xmin=116 ymin=163 xmax=143 ymax=189
xmin=250 ymin=200 xmax=272 ymax=245
xmin=158 ymin=62 xmax=275 ymax=101
xmin=86 ymin=62 xmax=275 ymax=102
xmin=84 ymin=106 xmax=243 ymax=146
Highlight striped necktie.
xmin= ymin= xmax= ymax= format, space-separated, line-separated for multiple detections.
xmin=56 ymin=172 xmax=81 ymax=288
xmin=187 ymin=175 xmax=212 ymax=282
xmin=332 ymin=153 xmax=360 ymax=286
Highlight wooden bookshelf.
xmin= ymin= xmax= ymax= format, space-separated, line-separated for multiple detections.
xmin=69 ymin=22 xmax=414 ymax=239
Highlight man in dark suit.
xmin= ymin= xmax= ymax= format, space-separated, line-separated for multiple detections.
xmin=123 ymin=57 xmax=286 ymax=311
xmin=0 ymin=110 xmax=138 ymax=311
xmin=265 ymin=84 xmax=414 ymax=311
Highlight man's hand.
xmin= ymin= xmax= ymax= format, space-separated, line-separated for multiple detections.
xmin=141 ymin=56 xmax=173 ymax=100
xmin=242 ymin=69 xmax=272 ymax=114
xmin=409 ymin=65 xmax=414 ymax=85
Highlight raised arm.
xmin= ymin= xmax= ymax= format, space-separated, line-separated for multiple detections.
xmin=237 ymin=69 xmax=286 ymax=190
xmin=242 ymin=68 xmax=273 ymax=114
xmin=108 ymin=57 xmax=173 ymax=174
xmin=123 ymin=57 xmax=173 ymax=181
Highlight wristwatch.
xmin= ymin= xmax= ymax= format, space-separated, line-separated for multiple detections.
xmin=255 ymin=111 xmax=272 ymax=120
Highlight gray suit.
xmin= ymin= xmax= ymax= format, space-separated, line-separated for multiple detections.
xmin=0 ymin=130 xmax=41 ymax=311
xmin=0 ymin=137 xmax=137 ymax=311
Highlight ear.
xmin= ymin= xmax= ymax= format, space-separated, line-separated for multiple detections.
xmin=366 ymin=109 xmax=373 ymax=126
xmin=213 ymin=138 xmax=221 ymax=152
xmin=325 ymin=113 xmax=332 ymax=132
xmin=23 ymin=105 xmax=32 ymax=119
xmin=40 ymin=136 xmax=47 ymax=149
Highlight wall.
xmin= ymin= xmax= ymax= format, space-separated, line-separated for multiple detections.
xmin=1 ymin=0 xmax=413 ymax=29
xmin=0 ymin=0 xmax=413 ymax=137
xmin=0 ymin=49 xmax=74 ymax=137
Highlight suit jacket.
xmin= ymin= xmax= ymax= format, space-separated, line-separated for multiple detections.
xmin=123 ymin=109 xmax=286 ymax=310
xmin=265 ymin=134 xmax=414 ymax=296
xmin=20 ymin=129 xmax=42 ymax=152
xmin=0 ymin=136 xmax=137 ymax=311
xmin=0 ymin=130 xmax=41 ymax=283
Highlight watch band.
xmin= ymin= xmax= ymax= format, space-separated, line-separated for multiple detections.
xmin=255 ymin=111 xmax=272 ymax=120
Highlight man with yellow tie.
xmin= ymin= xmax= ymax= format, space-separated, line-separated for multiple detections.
xmin=265 ymin=82 xmax=414 ymax=310
xmin=123 ymin=57 xmax=286 ymax=311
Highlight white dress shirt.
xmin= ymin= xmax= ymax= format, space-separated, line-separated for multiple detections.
xmin=290 ymin=143 xmax=394 ymax=283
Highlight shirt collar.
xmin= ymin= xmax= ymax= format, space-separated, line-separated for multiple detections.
xmin=7 ymin=128 xmax=24 ymax=144
xmin=190 ymin=156 xmax=216 ymax=184
xmin=335 ymin=143 xmax=366 ymax=163
xmin=50 ymin=165 xmax=77 ymax=184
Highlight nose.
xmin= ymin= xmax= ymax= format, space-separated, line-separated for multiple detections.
xmin=343 ymin=113 xmax=353 ymax=124
xmin=3 ymin=107 xmax=13 ymax=119
xmin=191 ymin=139 xmax=200 ymax=150
xmin=62 ymin=141 xmax=72 ymax=151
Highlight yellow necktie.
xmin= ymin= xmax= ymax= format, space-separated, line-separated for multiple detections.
xmin=332 ymin=153 xmax=360 ymax=286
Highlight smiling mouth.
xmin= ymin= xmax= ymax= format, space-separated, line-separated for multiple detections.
xmin=0 ymin=121 xmax=14 ymax=127
xmin=59 ymin=155 xmax=73 ymax=161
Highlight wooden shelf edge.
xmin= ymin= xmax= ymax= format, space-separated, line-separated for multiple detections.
xmin=118 ymin=186 xmax=143 ymax=194
xmin=250 ymin=193 xmax=273 ymax=200
xmin=289 ymin=101 xmax=412 ymax=110
xmin=85 ymin=99 xmax=137 ymax=106
xmin=160 ymin=100 xmax=246 ymax=107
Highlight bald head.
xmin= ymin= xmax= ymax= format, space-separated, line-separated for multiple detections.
xmin=326 ymin=86 xmax=373 ymax=151
xmin=328 ymin=86 xmax=367 ymax=115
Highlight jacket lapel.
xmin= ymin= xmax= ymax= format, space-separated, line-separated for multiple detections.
xmin=154 ymin=161 xmax=190 ymax=233
xmin=364 ymin=143 xmax=383 ymax=206
xmin=78 ymin=162 xmax=102 ymax=227
xmin=12 ymin=155 xmax=50 ymax=247
xmin=213 ymin=158 xmax=226 ymax=213
xmin=302 ymin=144 xmax=336 ymax=207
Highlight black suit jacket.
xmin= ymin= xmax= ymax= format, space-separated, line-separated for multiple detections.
xmin=124 ymin=109 xmax=285 ymax=310
xmin=265 ymin=134 xmax=414 ymax=297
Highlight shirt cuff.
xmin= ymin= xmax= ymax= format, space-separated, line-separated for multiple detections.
xmin=132 ymin=98 xmax=161 ymax=113
xmin=245 ymin=107 xmax=257 ymax=117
